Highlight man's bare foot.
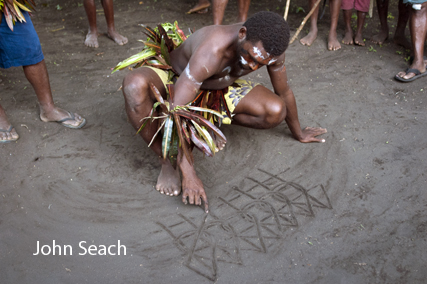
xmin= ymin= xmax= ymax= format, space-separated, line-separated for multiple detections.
xmin=107 ymin=30 xmax=128 ymax=46
xmin=156 ymin=160 xmax=181 ymax=196
xmin=187 ymin=0 xmax=211 ymax=14
xmin=393 ymin=35 xmax=411 ymax=49
xmin=40 ymin=107 xmax=86 ymax=129
xmin=85 ymin=31 xmax=99 ymax=48
xmin=342 ymin=30 xmax=353 ymax=45
xmin=371 ymin=30 xmax=388 ymax=45
xmin=300 ymin=30 xmax=318 ymax=46
xmin=354 ymin=33 xmax=365 ymax=46
xmin=328 ymin=32 xmax=341 ymax=51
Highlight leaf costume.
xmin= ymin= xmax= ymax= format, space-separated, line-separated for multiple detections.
xmin=113 ymin=22 xmax=229 ymax=167
xmin=0 ymin=0 xmax=36 ymax=31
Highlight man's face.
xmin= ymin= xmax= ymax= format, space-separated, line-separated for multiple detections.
xmin=238 ymin=40 xmax=278 ymax=71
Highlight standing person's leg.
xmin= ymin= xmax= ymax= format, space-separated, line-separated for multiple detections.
xmin=372 ymin=0 xmax=390 ymax=44
xmin=187 ymin=0 xmax=211 ymax=14
xmin=212 ymin=0 xmax=229 ymax=25
xmin=395 ymin=2 xmax=427 ymax=82
xmin=101 ymin=0 xmax=128 ymax=45
xmin=23 ymin=60 xmax=86 ymax=128
xmin=342 ymin=9 xmax=354 ymax=44
xmin=354 ymin=11 xmax=367 ymax=46
xmin=300 ymin=0 xmax=320 ymax=46
xmin=0 ymin=104 xmax=19 ymax=143
xmin=394 ymin=0 xmax=411 ymax=48
xmin=328 ymin=0 xmax=342 ymax=50
xmin=84 ymin=0 xmax=99 ymax=47
xmin=237 ymin=0 xmax=250 ymax=22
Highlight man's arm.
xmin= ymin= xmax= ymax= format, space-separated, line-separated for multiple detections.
xmin=267 ymin=58 xmax=326 ymax=143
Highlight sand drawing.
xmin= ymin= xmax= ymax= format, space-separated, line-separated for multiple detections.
xmin=156 ymin=168 xmax=333 ymax=280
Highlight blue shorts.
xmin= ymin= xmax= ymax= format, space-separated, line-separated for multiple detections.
xmin=0 ymin=11 xmax=44 ymax=69
xmin=403 ymin=0 xmax=427 ymax=4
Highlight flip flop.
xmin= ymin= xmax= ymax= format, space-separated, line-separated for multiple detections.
xmin=394 ymin=68 xmax=427 ymax=82
xmin=0 ymin=125 xmax=19 ymax=143
xmin=57 ymin=112 xmax=87 ymax=129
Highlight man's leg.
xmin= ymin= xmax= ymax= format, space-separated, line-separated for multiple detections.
xmin=212 ymin=0 xmax=228 ymax=25
xmin=23 ymin=60 xmax=86 ymax=128
xmin=328 ymin=0 xmax=342 ymax=50
xmin=231 ymin=85 xmax=287 ymax=129
xmin=395 ymin=2 xmax=427 ymax=81
xmin=101 ymin=0 xmax=128 ymax=45
xmin=84 ymin=0 xmax=99 ymax=47
xmin=342 ymin=9 xmax=354 ymax=45
xmin=300 ymin=0 xmax=320 ymax=46
xmin=0 ymin=104 xmax=19 ymax=143
xmin=122 ymin=68 xmax=209 ymax=210
xmin=237 ymin=0 xmax=250 ymax=22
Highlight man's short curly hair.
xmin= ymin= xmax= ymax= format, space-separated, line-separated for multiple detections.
xmin=243 ymin=11 xmax=290 ymax=56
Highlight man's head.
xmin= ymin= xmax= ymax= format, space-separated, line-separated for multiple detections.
xmin=243 ymin=11 xmax=290 ymax=56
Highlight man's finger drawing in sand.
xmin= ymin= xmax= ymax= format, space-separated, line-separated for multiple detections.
xmin=119 ymin=12 xmax=327 ymax=212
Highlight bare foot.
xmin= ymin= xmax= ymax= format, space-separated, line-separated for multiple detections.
xmin=300 ymin=30 xmax=318 ymax=46
xmin=40 ymin=106 xmax=86 ymax=129
xmin=393 ymin=35 xmax=411 ymax=50
xmin=354 ymin=33 xmax=365 ymax=46
xmin=156 ymin=160 xmax=181 ymax=196
xmin=342 ymin=29 xmax=354 ymax=45
xmin=371 ymin=30 xmax=388 ymax=45
xmin=187 ymin=0 xmax=211 ymax=14
xmin=107 ymin=30 xmax=128 ymax=46
xmin=85 ymin=31 xmax=99 ymax=48
xmin=328 ymin=32 xmax=341 ymax=51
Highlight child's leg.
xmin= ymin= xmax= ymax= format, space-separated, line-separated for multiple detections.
xmin=328 ymin=0 xmax=342 ymax=50
xmin=354 ymin=10 xmax=366 ymax=46
xmin=342 ymin=9 xmax=354 ymax=45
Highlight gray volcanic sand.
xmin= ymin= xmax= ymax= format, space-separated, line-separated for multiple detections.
xmin=1 ymin=0 xmax=426 ymax=283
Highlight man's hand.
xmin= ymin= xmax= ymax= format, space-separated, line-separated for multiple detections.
xmin=298 ymin=126 xmax=327 ymax=143
xmin=182 ymin=182 xmax=209 ymax=213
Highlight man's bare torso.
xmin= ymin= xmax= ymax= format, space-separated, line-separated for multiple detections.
xmin=170 ymin=23 xmax=253 ymax=90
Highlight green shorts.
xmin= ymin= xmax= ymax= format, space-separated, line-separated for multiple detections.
xmin=145 ymin=66 xmax=259 ymax=124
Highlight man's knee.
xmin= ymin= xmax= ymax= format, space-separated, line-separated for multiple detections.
xmin=122 ymin=74 xmax=149 ymax=108
xmin=265 ymin=100 xmax=286 ymax=128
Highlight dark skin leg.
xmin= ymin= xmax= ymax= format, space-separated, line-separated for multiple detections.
xmin=23 ymin=60 xmax=85 ymax=127
xmin=212 ymin=0 xmax=250 ymax=25
xmin=342 ymin=9 xmax=354 ymax=45
xmin=396 ymin=3 xmax=427 ymax=80
xmin=0 ymin=104 xmax=19 ymax=142
xmin=232 ymin=85 xmax=326 ymax=142
xmin=122 ymin=68 xmax=181 ymax=197
xmin=354 ymin=11 xmax=366 ymax=46
xmin=83 ymin=0 xmax=127 ymax=48
xmin=372 ymin=0 xmax=410 ymax=48
xmin=187 ymin=0 xmax=211 ymax=14
xmin=300 ymin=0 xmax=341 ymax=50
xmin=122 ymin=68 xmax=209 ymax=211
xmin=394 ymin=0 xmax=410 ymax=48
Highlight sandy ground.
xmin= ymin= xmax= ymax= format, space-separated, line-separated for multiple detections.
xmin=1 ymin=0 xmax=427 ymax=283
